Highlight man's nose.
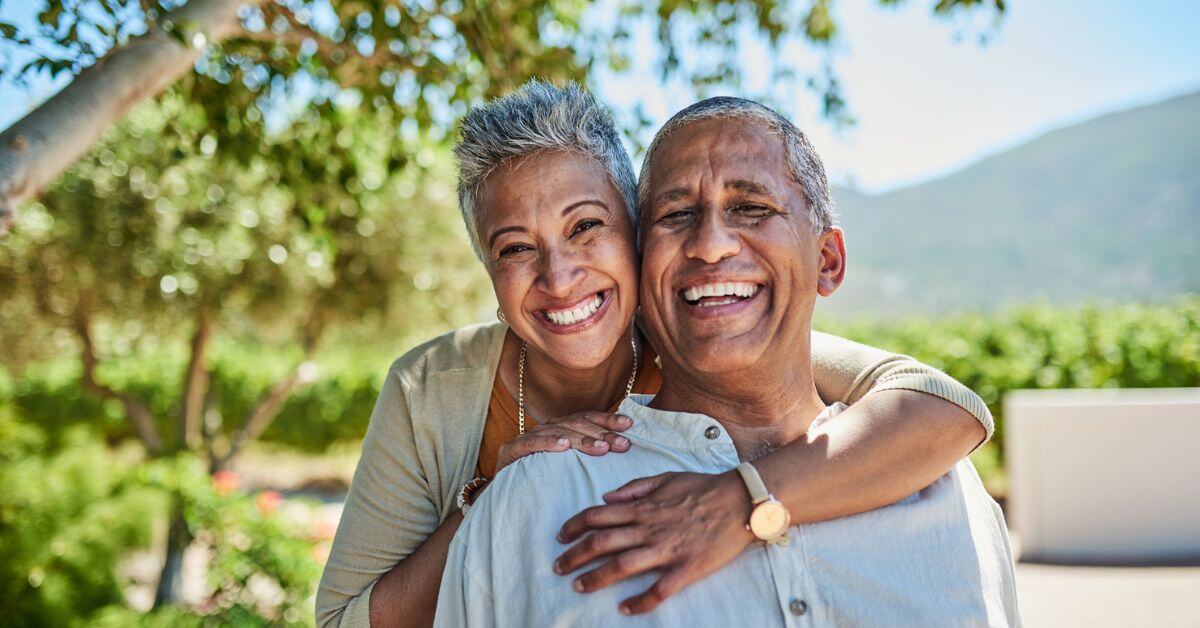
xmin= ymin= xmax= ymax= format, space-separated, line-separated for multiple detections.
xmin=535 ymin=245 xmax=586 ymax=297
xmin=684 ymin=208 xmax=740 ymax=264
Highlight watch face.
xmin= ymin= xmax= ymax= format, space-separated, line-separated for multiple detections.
xmin=749 ymin=501 xmax=790 ymax=541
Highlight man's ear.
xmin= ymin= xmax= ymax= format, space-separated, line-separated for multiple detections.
xmin=816 ymin=227 xmax=846 ymax=297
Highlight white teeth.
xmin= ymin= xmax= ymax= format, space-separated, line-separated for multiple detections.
xmin=546 ymin=294 xmax=604 ymax=326
xmin=682 ymin=282 xmax=759 ymax=303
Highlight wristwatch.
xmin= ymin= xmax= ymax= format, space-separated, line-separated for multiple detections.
xmin=735 ymin=462 xmax=791 ymax=545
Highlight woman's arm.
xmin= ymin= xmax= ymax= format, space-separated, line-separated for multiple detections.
xmin=810 ymin=329 xmax=992 ymax=448
xmin=553 ymin=333 xmax=993 ymax=613
xmin=360 ymin=410 xmax=633 ymax=628
xmin=316 ymin=365 xmax=442 ymax=628
xmin=367 ymin=512 xmax=463 ymax=627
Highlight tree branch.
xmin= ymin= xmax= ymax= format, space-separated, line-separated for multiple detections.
xmin=0 ymin=0 xmax=251 ymax=233
xmin=216 ymin=318 xmax=324 ymax=468
xmin=180 ymin=311 xmax=214 ymax=451
xmin=74 ymin=295 xmax=163 ymax=455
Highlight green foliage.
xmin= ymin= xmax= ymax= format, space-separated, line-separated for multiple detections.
xmin=137 ymin=457 xmax=322 ymax=625
xmin=1 ymin=0 xmax=1006 ymax=143
xmin=7 ymin=299 xmax=1197 ymax=464
xmin=0 ymin=411 xmax=322 ymax=626
xmin=0 ymin=420 xmax=164 ymax=627
xmin=820 ymin=298 xmax=1200 ymax=454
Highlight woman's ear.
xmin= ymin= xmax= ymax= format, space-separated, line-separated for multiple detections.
xmin=816 ymin=227 xmax=847 ymax=297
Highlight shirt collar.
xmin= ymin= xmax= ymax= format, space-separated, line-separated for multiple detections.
xmin=618 ymin=394 xmax=735 ymax=451
xmin=617 ymin=394 xmax=848 ymax=453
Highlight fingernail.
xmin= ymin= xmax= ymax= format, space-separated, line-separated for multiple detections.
xmin=593 ymin=439 xmax=608 ymax=448
xmin=619 ymin=604 xmax=631 ymax=615
xmin=557 ymin=438 xmax=570 ymax=447
xmin=573 ymin=579 xmax=584 ymax=592
xmin=618 ymin=415 xmax=632 ymax=425
xmin=614 ymin=436 xmax=630 ymax=448
xmin=553 ymin=559 xmax=563 ymax=574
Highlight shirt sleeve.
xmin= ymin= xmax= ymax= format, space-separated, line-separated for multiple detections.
xmin=315 ymin=364 xmax=442 ymax=628
xmin=434 ymin=520 xmax=497 ymax=628
xmin=810 ymin=330 xmax=994 ymax=444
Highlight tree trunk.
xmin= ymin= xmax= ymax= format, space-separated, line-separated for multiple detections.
xmin=74 ymin=295 xmax=163 ymax=454
xmin=180 ymin=313 xmax=214 ymax=451
xmin=0 ymin=0 xmax=246 ymax=232
xmin=154 ymin=502 xmax=193 ymax=608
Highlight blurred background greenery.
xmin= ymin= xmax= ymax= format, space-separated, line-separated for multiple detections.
xmin=1 ymin=0 xmax=1197 ymax=625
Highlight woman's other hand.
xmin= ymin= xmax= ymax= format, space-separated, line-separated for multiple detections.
xmin=553 ymin=471 xmax=754 ymax=615
xmin=494 ymin=411 xmax=633 ymax=473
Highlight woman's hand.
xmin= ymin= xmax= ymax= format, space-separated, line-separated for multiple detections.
xmin=553 ymin=471 xmax=755 ymax=615
xmin=494 ymin=411 xmax=633 ymax=473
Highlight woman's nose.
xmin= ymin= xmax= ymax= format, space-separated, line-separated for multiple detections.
xmin=535 ymin=246 xmax=586 ymax=297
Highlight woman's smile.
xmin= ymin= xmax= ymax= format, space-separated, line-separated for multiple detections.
xmin=535 ymin=289 xmax=613 ymax=333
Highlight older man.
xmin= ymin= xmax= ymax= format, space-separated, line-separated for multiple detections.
xmin=434 ymin=98 xmax=1020 ymax=627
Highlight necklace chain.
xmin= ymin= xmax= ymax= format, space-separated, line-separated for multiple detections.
xmin=518 ymin=330 xmax=639 ymax=435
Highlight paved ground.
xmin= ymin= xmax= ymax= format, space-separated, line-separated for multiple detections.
xmin=1015 ymin=563 xmax=1200 ymax=627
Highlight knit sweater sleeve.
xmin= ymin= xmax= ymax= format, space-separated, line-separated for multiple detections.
xmin=315 ymin=363 xmax=439 ymax=628
xmin=810 ymin=330 xmax=994 ymax=443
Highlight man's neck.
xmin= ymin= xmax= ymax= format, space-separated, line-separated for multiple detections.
xmin=651 ymin=357 xmax=827 ymax=461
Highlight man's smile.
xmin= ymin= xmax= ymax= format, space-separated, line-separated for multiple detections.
xmin=677 ymin=279 xmax=766 ymax=319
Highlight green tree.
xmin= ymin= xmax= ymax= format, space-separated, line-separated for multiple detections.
xmin=0 ymin=0 xmax=1005 ymax=229
xmin=0 ymin=90 xmax=490 ymax=603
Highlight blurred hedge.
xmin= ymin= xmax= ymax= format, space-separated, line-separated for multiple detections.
xmin=3 ymin=299 xmax=1198 ymax=464
xmin=0 ymin=410 xmax=321 ymax=626
xmin=820 ymin=297 xmax=1200 ymax=453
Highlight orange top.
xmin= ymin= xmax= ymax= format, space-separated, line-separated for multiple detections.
xmin=474 ymin=344 xmax=664 ymax=479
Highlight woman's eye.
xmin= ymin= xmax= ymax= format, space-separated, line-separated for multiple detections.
xmin=571 ymin=219 xmax=602 ymax=236
xmin=498 ymin=244 xmax=533 ymax=258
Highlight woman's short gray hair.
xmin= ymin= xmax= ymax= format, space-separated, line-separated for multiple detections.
xmin=455 ymin=80 xmax=638 ymax=261
xmin=637 ymin=97 xmax=836 ymax=234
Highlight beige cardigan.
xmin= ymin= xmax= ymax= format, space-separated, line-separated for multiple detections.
xmin=315 ymin=322 xmax=992 ymax=627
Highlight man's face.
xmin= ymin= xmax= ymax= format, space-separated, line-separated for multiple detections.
xmin=638 ymin=116 xmax=845 ymax=377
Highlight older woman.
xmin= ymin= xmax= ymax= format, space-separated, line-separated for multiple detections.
xmin=316 ymin=82 xmax=993 ymax=628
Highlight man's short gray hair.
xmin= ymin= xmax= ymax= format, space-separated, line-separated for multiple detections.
xmin=637 ymin=97 xmax=836 ymax=234
xmin=455 ymin=80 xmax=638 ymax=261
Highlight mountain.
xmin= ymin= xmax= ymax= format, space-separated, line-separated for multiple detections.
xmin=824 ymin=90 xmax=1200 ymax=317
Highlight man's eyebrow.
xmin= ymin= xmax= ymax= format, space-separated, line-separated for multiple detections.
xmin=655 ymin=186 xmax=693 ymax=203
xmin=487 ymin=225 xmax=527 ymax=248
xmin=726 ymin=179 xmax=771 ymax=196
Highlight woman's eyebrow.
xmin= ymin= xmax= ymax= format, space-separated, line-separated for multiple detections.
xmin=487 ymin=225 xmax=528 ymax=248
xmin=561 ymin=199 xmax=610 ymax=217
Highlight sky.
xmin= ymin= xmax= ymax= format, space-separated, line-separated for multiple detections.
xmin=3 ymin=0 xmax=1199 ymax=195
xmin=595 ymin=0 xmax=1200 ymax=193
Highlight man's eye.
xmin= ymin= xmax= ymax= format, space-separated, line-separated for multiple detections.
xmin=571 ymin=219 xmax=602 ymax=237
xmin=658 ymin=208 xmax=696 ymax=225
xmin=732 ymin=204 xmax=773 ymax=218
xmin=498 ymin=244 xmax=533 ymax=258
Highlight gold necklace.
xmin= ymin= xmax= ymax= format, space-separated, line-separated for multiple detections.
xmin=518 ymin=330 xmax=639 ymax=435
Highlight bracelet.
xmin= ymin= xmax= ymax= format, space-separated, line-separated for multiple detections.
xmin=457 ymin=477 xmax=490 ymax=517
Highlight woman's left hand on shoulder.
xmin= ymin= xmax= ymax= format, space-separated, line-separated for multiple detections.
xmin=552 ymin=470 xmax=756 ymax=615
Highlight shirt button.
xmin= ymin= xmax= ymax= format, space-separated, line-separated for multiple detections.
xmin=704 ymin=425 xmax=721 ymax=439
xmin=789 ymin=598 xmax=808 ymax=616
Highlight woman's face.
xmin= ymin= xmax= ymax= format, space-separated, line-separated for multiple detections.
xmin=478 ymin=149 xmax=639 ymax=371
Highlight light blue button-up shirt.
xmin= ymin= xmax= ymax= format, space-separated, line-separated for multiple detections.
xmin=435 ymin=395 xmax=1021 ymax=627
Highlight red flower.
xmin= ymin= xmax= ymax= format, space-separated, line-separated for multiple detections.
xmin=213 ymin=470 xmax=239 ymax=496
xmin=255 ymin=490 xmax=284 ymax=514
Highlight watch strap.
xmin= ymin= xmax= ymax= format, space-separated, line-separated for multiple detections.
xmin=735 ymin=462 xmax=771 ymax=505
